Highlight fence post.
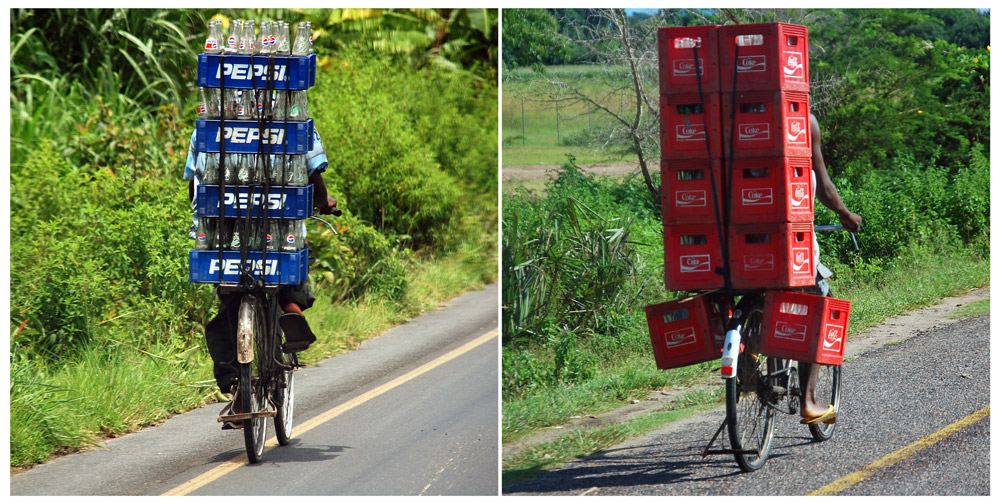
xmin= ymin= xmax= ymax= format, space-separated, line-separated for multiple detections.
xmin=621 ymin=92 xmax=624 ymax=117
xmin=521 ymin=98 xmax=526 ymax=147
xmin=556 ymin=99 xmax=561 ymax=144
xmin=589 ymin=107 xmax=592 ymax=132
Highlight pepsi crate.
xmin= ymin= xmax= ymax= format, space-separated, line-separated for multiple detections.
xmin=729 ymin=157 xmax=813 ymax=224
xmin=719 ymin=23 xmax=809 ymax=93
xmin=645 ymin=292 xmax=731 ymax=370
xmin=721 ymin=90 xmax=810 ymax=158
xmin=196 ymin=118 xmax=314 ymax=154
xmin=657 ymin=25 xmax=721 ymax=94
xmin=660 ymin=93 xmax=722 ymax=160
xmin=664 ymin=223 xmax=725 ymax=292
xmin=660 ymin=159 xmax=723 ymax=225
xmin=189 ymin=248 xmax=308 ymax=285
xmin=196 ymin=184 xmax=314 ymax=219
xmin=198 ymin=53 xmax=317 ymax=90
xmin=728 ymin=222 xmax=815 ymax=290
xmin=759 ymin=290 xmax=851 ymax=366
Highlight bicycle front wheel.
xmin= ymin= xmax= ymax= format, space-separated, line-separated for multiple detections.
xmin=274 ymin=352 xmax=295 ymax=446
xmin=239 ymin=298 xmax=268 ymax=464
xmin=808 ymin=364 xmax=841 ymax=441
xmin=725 ymin=303 xmax=777 ymax=472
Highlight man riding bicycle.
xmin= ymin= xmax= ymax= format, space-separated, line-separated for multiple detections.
xmin=183 ymin=127 xmax=338 ymax=413
xmin=799 ymin=112 xmax=862 ymax=424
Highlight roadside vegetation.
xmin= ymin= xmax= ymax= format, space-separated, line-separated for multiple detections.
xmin=501 ymin=7 xmax=989 ymax=479
xmin=10 ymin=8 xmax=497 ymax=469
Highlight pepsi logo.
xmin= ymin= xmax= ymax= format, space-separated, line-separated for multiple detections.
xmin=286 ymin=235 xmax=296 ymax=243
xmin=198 ymin=233 xmax=207 ymax=241
xmin=228 ymin=36 xmax=236 ymax=45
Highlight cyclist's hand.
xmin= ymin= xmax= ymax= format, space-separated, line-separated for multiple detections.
xmin=839 ymin=211 xmax=862 ymax=232
xmin=319 ymin=195 xmax=341 ymax=216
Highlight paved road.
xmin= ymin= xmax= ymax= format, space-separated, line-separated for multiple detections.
xmin=12 ymin=285 xmax=499 ymax=496
xmin=503 ymin=314 xmax=989 ymax=496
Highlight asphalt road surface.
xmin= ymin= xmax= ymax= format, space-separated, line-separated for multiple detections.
xmin=504 ymin=314 xmax=989 ymax=496
xmin=11 ymin=284 xmax=499 ymax=496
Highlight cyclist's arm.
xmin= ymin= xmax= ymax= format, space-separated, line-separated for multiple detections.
xmin=308 ymin=170 xmax=337 ymax=214
xmin=811 ymin=114 xmax=861 ymax=231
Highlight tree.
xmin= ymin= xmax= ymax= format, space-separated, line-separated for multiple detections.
xmin=501 ymin=8 xmax=569 ymax=68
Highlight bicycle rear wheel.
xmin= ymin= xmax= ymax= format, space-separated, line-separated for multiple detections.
xmin=725 ymin=302 xmax=777 ymax=472
xmin=808 ymin=364 xmax=841 ymax=441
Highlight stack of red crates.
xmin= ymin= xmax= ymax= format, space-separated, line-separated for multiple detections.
xmin=658 ymin=22 xmax=815 ymax=291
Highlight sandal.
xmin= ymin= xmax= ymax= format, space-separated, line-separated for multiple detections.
xmin=279 ymin=313 xmax=316 ymax=353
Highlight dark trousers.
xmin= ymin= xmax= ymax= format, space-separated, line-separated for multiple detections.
xmin=204 ymin=283 xmax=315 ymax=392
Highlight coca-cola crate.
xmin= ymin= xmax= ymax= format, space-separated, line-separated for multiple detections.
xmin=197 ymin=184 xmax=314 ymax=219
xmin=664 ymin=223 xmax=725 ymax=291
xmin=728 ymin=222 xmax=815 ymax=289
xmin=759 ymin=290 xmax=851 ymax=365
xmin=189 ymin=248 xmax=308 ymax=285
xmin=721 ymin=90 xmax=810 ymax=158
xmin=719 ymin=23 xmax=809 ymax=92
xmin=661 ymin=159 xmax=724 ymax=225
xmin=657 ymin=25 xmax=721 ymax=94
xmin=645 ymin=292 xmax=731 ymax=369
xmin=660 ymin=93 xmax=722 ymax=160
xmin=196 ymin=118 xmax=314 ymax=154
xmin=728 ymin=157 xmax=813 ymax=224
xmin=198 ymin=53 xmax=317 ymax=90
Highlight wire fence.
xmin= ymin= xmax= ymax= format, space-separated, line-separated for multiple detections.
xmin=501 ymin=92 xmax=642 ymax=148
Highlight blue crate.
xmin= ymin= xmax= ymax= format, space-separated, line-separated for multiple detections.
xmin=196 ymin=119 xmax=313 ymax=154
xmin=198 ymin=53 xmax=316 ymax=90
xmin=189 ymin=249 xmax=308 ymax=285
xmin=197 ymin=184 xmax=313 ymax=219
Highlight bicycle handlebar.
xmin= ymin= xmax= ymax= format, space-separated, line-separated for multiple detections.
xmin=309 ymin=215 xmax=339 ymax=235
xmin=814 ymin=224 xmax=859 ymax=251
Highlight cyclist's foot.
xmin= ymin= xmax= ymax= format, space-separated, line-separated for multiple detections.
xmin=221 ymin=386 xmax=244 ymax=430
xmin=800 ymin=404 xmax=837 ymax=424
xmin=279 ymin=313 xmax=316 ymax=353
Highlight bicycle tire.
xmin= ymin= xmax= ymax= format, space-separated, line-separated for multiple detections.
xmin=808 ymin=364 xmax=841 ymax=441
xmin=725 ymin=301 xmax=777 ymax=472
xmin=274 ymin=351 xmax=295 ymax=446
xmin=241 ymin=299 xmax=268 ymax=464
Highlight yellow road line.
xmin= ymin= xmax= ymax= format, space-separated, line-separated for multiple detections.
xmin=162 ymin=328 xmax=498 ymax=496
xmin=809 ymin=405 xmax=990 ymax=496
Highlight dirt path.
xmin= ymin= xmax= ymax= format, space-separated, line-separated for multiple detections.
xmin=502 ymin=285 xmax=990 ymax=459
xmin=502 ymin=162 xmax=640 ymax=181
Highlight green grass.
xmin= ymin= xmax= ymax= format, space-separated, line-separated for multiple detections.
xmin=947 ymin=298 xmax=989 ymax=319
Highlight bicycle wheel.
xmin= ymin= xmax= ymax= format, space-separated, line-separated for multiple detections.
xmin=808 ymin=364 xmax=841 ymax=441
xmin=240 ymin=299 xmax=268 ymax=463
xmin=274 ymin=352 xmax=295 ymax=446
xmin=725 ymin=302 xmax=777 ymax=472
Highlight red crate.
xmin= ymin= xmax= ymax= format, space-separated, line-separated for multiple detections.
xmin=719 ymin=23 xmax=809 ymax=92
xmin=660 ymin=93 xmax=721 ymax=160
xmin=661 ymin=159 xmax=724 ymax=225
xmin=728 ymin=157 xmax=813 ymax=224
xmin=721 ymin=90 xmax=810 ymax=158
xmin=664 ymin=223 xmax=725 ymax=291
xmin=728 ymin=223 xmax=815 ymax=289
xmin=645 ymin=292 xmax=731 ymax=369
xmin=759 ymin=290 xmax=851 ymax=365
xmin=658 ymin=25 xmax=721 ymax=94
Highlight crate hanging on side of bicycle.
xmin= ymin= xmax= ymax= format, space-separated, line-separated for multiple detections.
xmin=644 ymin=292 xmax=733 ymax=370
xmin=759 ymin=290 xmax=852 ymax=365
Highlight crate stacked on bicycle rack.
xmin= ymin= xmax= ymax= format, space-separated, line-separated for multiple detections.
xmin=188 ymin=28 xmax=318 ymax=286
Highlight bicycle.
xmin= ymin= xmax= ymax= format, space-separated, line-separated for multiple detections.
xmin=702 ymin=224 xmax=856 ymax=472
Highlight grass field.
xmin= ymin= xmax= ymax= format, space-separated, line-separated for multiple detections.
xmin=502 ymin=65 xmax=655 ymax=166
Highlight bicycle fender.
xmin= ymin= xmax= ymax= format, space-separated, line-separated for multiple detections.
xmin=237 ymin=300 xmax=255 ymax=364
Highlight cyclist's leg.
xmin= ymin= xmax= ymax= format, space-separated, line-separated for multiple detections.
xmin=204 ymin=291 xmax=242 ymax=393
xmin=798 ymin=264 xmax=833 ymax=419
xmin=278 ymin=281 xmax=317 ymax=352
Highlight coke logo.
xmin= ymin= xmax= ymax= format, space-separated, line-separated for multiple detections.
xmin=744 ymin=254 xmax=774 ymax=271
xmin=786 ymin=55 xmax=799 ymax=69
xmin=784 ymin=51 xmax=804 ymax=79
xmin=787 ymin=118 xmax=807 ymax=144
xmin=737 ymin=55 xmax=766 ymax=72
xmin=679 ymin=61 xmax=695 ymax=70
xmin=664 ymin=328 xmax=697 ymax=348
xmin=672 ymin=59 xmax=704 ymax=76
xmin=790 ymin=121 xmax=802 ymax=134
xmin=683 ymin=127 xmax=698 ymax=135
xmin=823 ymin=325 xmax=844 ymax=351
xmin=748 ymin=190 xmax=766 ymax=199
xmin=774 ymin=321 xmax=807 ymax=341
xmin=679 ymin=254 xmax=710 ymax=273
xmin=675 ymin=124 xmax=705 ymax=141
xmin=793 ymin=186 xmax=806 ymax=199
xmin=676 ymin=190 xmax=706 ymax=207
xmin=738 ymin=123 xmax=770 ymax=141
